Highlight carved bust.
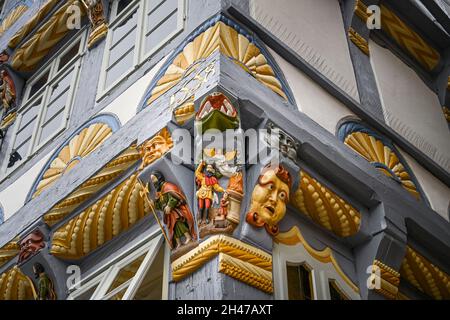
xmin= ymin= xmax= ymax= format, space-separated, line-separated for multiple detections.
xmin=18 ymin=230 xmax=45 ymax=263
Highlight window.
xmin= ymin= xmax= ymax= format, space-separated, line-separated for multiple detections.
xmin=273 ymin=242 xmax=360 ymax=300
xmin=328 ymin=280 xmax=348 ymax=300
xmin=99 ymin=0 xmax=185 ymax=96
xmin=286 ymin=263 xmax=313 ymax=300
xmin=4 ymin=32 xmax=86 ymax=173
xmin=68 ymin=232 xmax=167 ymax=300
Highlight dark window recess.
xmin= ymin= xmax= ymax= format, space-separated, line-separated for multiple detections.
xmin=58 ymin=41 xmax=80 ymax=71
xmin=329 ymin=280 xmax=348 ymax=300
xmin=286 ymin=264 xmax=313 ymax=300
xmin=117 ymin=0 xmax=134 ymax=15
xmin=29 ymin=71 xmax=50 ymax=98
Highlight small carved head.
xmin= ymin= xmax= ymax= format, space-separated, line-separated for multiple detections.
xmin=140 ymin=129 xmax=173 ymax=168
xmin=246 ymin=164 xmax=292 ymax=236
xmin=18 ymin=230 xmax=45 ymax=263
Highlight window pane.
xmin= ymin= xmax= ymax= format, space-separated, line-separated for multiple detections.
xmin=44 ymin=89 xmax=69 ymax=124
xmin=38 ymin=108 xmax=65 ymax=145
xmin=48 ymin=68 xmax=74 ymax=104
xmin=107 ymin=253 xmax=146 ymax=294
xmin=15 ymin=137 xmax=31 ymax=160
xmin=111 ymin=9 xmax=138 ymax=47
xmin=117 ymin=0 xmax=134 ymax=15
xmin=107 ymin=287 xmax=128 ymax=300
xmin=109 ymin=27 xmax=137 ymax=67
xmin=28 ymin=71 xmax=49 ymax=99
xmin=145 ymin=0 xmax=178 ymax=54
xmin=132 ymin=243 xmax=164 ymax=300
xmin=14 ymin=100 xmax=40 ymax=149
xmin=58 ymin=42 xmax=80 ymax=71
xmin=329 ymin=281 xmax=348 ymax=300
xmin=286 ymin=264 xmax=313 ymax=300
xmin=105 ymin=47 xmax=134 ymax=88
xmin=73 ymin=284 xmax=99 ymax=300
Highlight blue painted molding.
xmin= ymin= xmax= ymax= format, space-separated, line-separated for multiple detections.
xmin=0 ymin=203 xmax=4 ymax=225
xmin=338 ymin=120 xmax=430 ymax=205
xmin=137 ymin=13 xmax=296 ymax=113
xmin=25 ymin=113 xmax=121 ymax=204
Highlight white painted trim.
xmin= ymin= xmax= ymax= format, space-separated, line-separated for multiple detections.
xmin=2 ymin=31 xmax=87 ymax=176
xmin=121 ymin=235 xmax=164 ymax=299
xmin=67 ymin=228 xmax=166 ymax=300
xmin=273 ymin=243 xmax=360 ymax=300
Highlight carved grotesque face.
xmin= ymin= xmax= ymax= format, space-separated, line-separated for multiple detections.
xmin=247 ymin=168 xmax=290 ymax=232
xmin=141 ymin=137 xmax=171 ymax=167
xmin=18 ymin=230 xmax=45 ymax=263
xmin=140 ymin=129 xmax=173 ymax=168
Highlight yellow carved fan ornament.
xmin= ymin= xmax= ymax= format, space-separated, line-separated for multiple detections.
xmin=33 ymin=123 xmax=113 ymax=198
xmin=148 ymin=21 xmax=287 ymax=104
xmin=344 ymin=131 xmax=420 ymax=199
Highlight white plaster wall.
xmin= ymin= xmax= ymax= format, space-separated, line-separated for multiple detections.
xmin=99 ymin=55 xmax=169 ymax=125
xmin=250 ymin=0 xmax=360 ymax=102
xmin=398 ymin=148 xmax=450 ymax=221
xmin=0 ymin=150 xmax=54 ymax=221
xmin=269 ymin=48 xmax=355 ymax=134
xmin=370 ymin=41 xmax=450 ymax=173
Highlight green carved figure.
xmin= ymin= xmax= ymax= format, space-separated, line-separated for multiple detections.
xmin=33 ymin=263 xmax=56 ymax=300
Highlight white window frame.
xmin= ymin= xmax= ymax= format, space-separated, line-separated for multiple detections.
xmin=2 ymin=29 xmax=87 ymax=175
xmin=273 ymin=243 xmax=361 ymax=300
xmin=97 ymin=0 xmax=185 ymax=100
xmin=68 ymin=230 xmax=169 ymax=300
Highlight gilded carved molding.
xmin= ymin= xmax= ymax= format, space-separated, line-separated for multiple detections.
xmin=0 ymin=5 xmax=29 ymax=35
xmin=354 ymin=0 xmax=368 ymax=22
xmin=146 ymin=20 xmax=289 ymax=106
xmin=443 ymin=106 xmax=450 ymax=123
xmin=0 ymin=266 xmax=35 ymax=300
xmin=340 ymin=122 xmax=421 ymax=200
xmin=51 ymin=173 xmax=151 ymax=259
xmin=348 ymin=27 xmax=370 ymax=56
xmin=0 ymin=240 xmax=20 ymax=268
xmin=218 ymin=253 xmax=273 ymax=294
xmin=172 ymin=235 xmax=273 ymax=293
xmin=380 ymin=5 xmax=440 ymax=71
xmin=369 ymin=260 xmax=400 ymax=300
xmin=11 ymin=0 xmax=86 ymax=71
xmin=400 ymin=246 xmax=450 ymax=300
xmin=275 ymin=226 xmax=359 ymax=293
xmin=292 ymin=171 xmax=361 ymax=237
xmin=8 ymin=0 xmax=60 ymax=48
xmin=43 ymin=146 xmax=141 ymax=226
xmin=33 ymin=122 xmax=114 ymax=199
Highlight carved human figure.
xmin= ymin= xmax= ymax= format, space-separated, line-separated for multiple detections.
xmin=195 ymin=161 xmax=224 ymax=225
xmin=85 ymin=0 xmax=106 ymax=29
xmin=0 ymin=70 xmax=16 ymax=112
xmin=218 ymin=192 xmax=229 ymax=219
xmin=246 ymin=164 xmax=292 ymax=236
xmin=150 ymin=171 xmax=196 ymax=249
xmin=33 ymin=263 xmax=56 ymax=300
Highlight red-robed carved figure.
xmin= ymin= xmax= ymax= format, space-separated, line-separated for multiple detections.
xmin=150 ymin=171 xmax=196 ymax=249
